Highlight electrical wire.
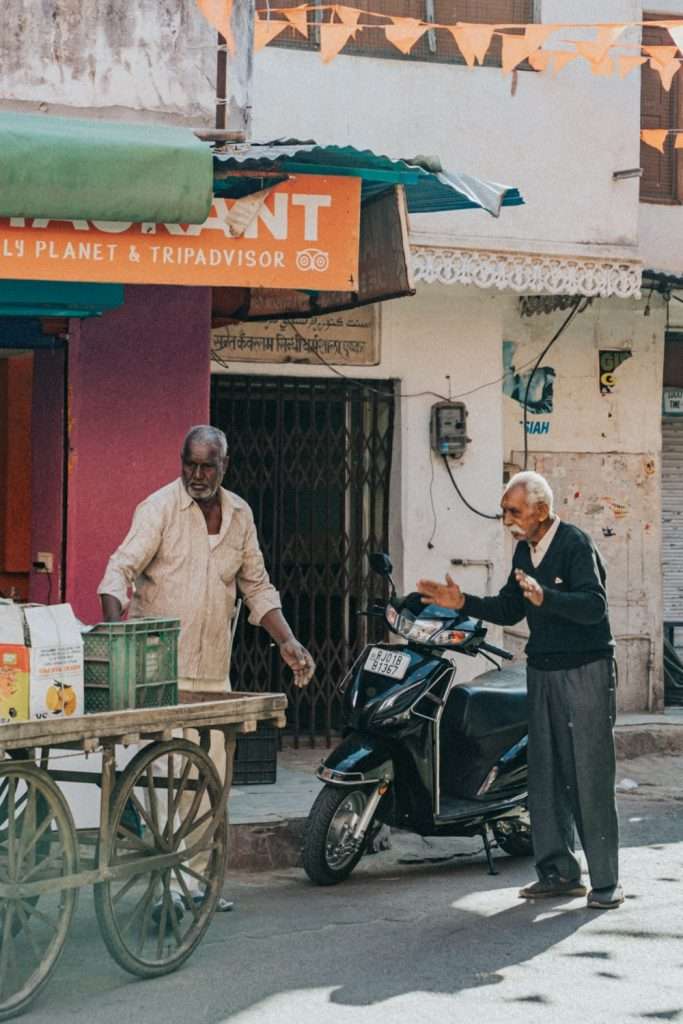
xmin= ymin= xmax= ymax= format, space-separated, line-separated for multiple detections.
xmin=522 ymin=298 xmax=585 ymax=470
xmin=441 ymin=454 xmax=501 ymax=521
xmin=307 ymin=340 xmax=575 ymax=402
xmin=212 ymin=318 xmax=584 ymax=405
xmin=427 ymin=453 xmax=438 ymax=548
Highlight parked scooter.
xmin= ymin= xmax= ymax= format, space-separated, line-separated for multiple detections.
xmin=303 ymin=553 xmax=531 ymax=886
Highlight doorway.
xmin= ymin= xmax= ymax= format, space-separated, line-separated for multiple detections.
xmin=211 ymin=374 xmax=396 ymax=744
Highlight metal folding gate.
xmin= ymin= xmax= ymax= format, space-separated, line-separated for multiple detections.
xmin=662 ymin=418 xmax=683 ymax=705
xmin=210 ymin=374 xmax=396 ymax=744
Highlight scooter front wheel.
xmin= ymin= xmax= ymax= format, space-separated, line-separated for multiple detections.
xmin=303 ymin=786 xmax=373 ymax=885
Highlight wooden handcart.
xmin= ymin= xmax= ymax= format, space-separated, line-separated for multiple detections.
xmin=0 ymin=693 xmax=286 ymax=1020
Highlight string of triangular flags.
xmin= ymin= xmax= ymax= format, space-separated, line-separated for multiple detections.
xmin=195 ymin=1 xmax=683 ymax=89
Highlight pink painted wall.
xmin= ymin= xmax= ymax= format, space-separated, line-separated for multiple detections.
xmin=29 ymin=347 xmax=66 ymax=604
xmin=64 ymin=284 xmax=211 ymax=623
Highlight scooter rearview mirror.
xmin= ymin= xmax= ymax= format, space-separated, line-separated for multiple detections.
xmin=369 ymin=552 xmax=397 ymax=598
xmin=369 ymin=552 xmax=393 ymax=576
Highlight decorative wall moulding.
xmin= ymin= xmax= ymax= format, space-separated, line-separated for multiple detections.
xmin=411 ymin=246 xmax=642 ymax=299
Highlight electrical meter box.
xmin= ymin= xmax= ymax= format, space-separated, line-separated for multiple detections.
xmin=430 ymin=401 xmax=470 ymax=458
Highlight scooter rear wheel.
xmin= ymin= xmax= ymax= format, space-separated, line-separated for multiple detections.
xmin=303 ymin=786 xmax=372 ymax=886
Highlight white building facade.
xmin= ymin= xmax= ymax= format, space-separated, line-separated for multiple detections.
xmin=239 ymin=0 xmax=669 ymax=710
xmin=1 ymin=0 xmax=678 ymax=712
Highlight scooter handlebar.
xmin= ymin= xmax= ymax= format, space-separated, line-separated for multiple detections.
xmin=479 ymin=641 xmax=514 ymax=661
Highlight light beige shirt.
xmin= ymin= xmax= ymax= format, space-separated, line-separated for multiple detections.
xmin=97 ymin=479 xmax=281 ymax=683
xmin=529 ymin=515 xmax=561 ymax=568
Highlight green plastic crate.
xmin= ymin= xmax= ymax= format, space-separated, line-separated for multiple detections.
xmin=84 ymin=618 xmax=180 ymax=713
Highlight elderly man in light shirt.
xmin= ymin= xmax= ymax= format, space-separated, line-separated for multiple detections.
xmin=98 ymin=424 xmax=314 ymax=912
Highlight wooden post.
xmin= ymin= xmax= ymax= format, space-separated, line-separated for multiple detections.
xmin=216 ymin=0 xmax=254 ymax=136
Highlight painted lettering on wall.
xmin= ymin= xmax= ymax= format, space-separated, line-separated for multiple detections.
xmin=523 ymin=420 xmax=550 ymax=435
xmin=503 ymin=340 xmax=555 ymax=413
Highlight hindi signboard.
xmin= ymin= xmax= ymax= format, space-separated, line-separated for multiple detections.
xmin=0 ymin=176 xmax=361 ymax=292
xmin=211 ymin=307 xmax=379 ymax=366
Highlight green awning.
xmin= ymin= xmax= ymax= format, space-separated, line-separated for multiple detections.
xmin=0 ymin=280 xmax=123 ymax=319
xmin=0 ymin=112 xmax=213 ymax=224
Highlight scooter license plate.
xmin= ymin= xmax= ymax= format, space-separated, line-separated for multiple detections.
xmin=365 ymin=647 xmax=411 ymax=679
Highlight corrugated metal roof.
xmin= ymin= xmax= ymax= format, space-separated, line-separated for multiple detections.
xmin=213 ymin=141 xmax=523 ymax=218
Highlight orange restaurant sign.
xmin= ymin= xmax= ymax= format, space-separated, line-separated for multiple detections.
xmin=0 ymin=175 xmax=361 ymax=292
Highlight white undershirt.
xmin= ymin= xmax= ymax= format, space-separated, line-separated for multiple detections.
xmin=208 ymin=533 xmax=221 ymax=549
xmin=529 ymin=515 xmax=560 ymax=568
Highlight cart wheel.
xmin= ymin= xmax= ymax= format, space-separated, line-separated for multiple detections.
xmin=94 ymin=739 xmax=228 ymax=979
xmin=0 ymin=763 xmax=78 ymax=1022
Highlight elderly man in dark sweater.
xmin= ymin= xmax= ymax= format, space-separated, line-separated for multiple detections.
xmin=417 ymin=470 xmax=622 ymax=910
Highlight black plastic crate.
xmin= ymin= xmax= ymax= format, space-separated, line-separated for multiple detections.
xmin=233 ymin=723 xmax=278 ymax=785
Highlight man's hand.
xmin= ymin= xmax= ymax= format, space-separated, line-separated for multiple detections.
xmin=278 ymin=638 xmax=315 ymax=688
xmin=515 ymin=569 xmax=544 ymax=607
xmin=416 ymin=573 xmax=465 ymax=610
xmin=100 ymin=594 xmax=123 ymax=622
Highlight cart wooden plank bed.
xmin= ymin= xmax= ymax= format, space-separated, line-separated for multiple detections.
xmin=0 ymin=693 xmax=287 ymax=1020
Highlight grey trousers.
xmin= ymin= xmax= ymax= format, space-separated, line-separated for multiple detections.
xmin=527 ymin=657 xmax=619 ymax=891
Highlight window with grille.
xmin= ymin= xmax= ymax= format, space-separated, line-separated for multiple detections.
xmin=641 ymin=18 xmax=683 ymax=203
xmin=254 ymin=0 xmax=536 ymax=66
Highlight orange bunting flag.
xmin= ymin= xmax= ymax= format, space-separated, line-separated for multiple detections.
xmin=618 ymin=54 xmax=647 ymax=78
xmin=500 ymin=27 xmax=553 ymax=74
xmin=500 ymin=34 xmax=533 ymax=74
xmin=254 ymin=18 xmax=289 ymax=52
xmin=652 ymin=57 xmax=681 ymax=91
xmin=528 ymin=49 xmax=551 ymax=72
xmin=643 ymin=45 xmax=681 ymax=91
xmin=196 ymin=0 xmax=234 ymax=52
xmin=335 ymin=6 xmax=361 ymax=28
xmin=284 ymin=4 xmax=309 ymax=39
xmin=588 ymin=54 xmax=613 ymax=77
xmin=643 ymin=44 xmax=678 ymax=69
xmin=641 ymin=129 xmax=669 ymax=153
xmin=675 ymin=134 xmax=683 ymax=149
xmin=384 ymin=16 xmax=427 ymax=55
xmin=320 ymin=23 xmax=356 ymax=62
xmin=447 ymin=24 xmax=494 ymax=67
xmin=546 ymin=50 xmax=580 ymax=76
xmin=574 ymin=25 xmax=626 ymax=66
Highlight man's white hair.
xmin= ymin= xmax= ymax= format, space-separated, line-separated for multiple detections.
xmin=504 ymin=471 xmax=554 ymax=514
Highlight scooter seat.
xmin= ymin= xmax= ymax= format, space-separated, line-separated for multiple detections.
xmin=448 ymin=683 xmax=527 ymax=738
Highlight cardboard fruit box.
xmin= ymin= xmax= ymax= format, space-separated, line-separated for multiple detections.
xmin=24 ymin=605 xmax=84 ymax=721
xmin=0 ymin=601 xmax=29 ymax=725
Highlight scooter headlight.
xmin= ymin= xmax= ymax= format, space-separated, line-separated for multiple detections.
xmin=404 ymin=618 xmax=443 ymax=643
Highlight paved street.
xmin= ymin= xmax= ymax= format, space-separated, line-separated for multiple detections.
xmin=21 ymin=789 xmax=683 ymax=1024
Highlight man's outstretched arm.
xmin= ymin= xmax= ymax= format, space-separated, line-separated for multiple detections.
xmin=418 ymin=568 xmax=526 ymax=627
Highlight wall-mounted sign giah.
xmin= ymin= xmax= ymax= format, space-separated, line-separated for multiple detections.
xmin=211 ymin=306 xmax=379 ymax=367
